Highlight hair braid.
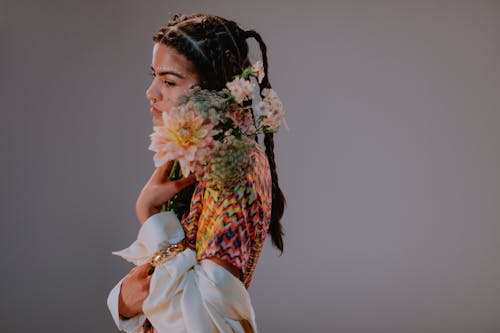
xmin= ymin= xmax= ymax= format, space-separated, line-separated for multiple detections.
xmin=245 ymin=29 xmax=286 ymax=254
xmin=243 ymin=30 xmax=271 ymax=89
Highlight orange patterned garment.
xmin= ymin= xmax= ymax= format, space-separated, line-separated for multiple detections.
xmin=180 ymin=141 xmax=272 ymax=289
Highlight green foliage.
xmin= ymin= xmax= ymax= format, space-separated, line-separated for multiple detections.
xmin=162 ymin=160 xmax=196 ymax=221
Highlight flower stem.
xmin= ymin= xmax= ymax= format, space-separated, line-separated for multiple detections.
xmin=162 ymin=160 xmax=181 ymax=212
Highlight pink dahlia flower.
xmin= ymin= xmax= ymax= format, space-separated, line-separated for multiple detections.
xmin=148 ymin=106 xmax=219 ymax=177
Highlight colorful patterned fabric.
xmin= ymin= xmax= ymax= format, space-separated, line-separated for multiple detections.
xmin=181 ymin=140 xmax=272 ymax=289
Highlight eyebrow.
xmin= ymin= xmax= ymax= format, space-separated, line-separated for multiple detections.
xmin=150 ymin=65 xmax=186 ymax=79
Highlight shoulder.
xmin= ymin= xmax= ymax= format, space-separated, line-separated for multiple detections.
xmin=194 ymin=142 xmax=271 ymax=215
xmin=214 ymin=141 xmax=271 ymax=205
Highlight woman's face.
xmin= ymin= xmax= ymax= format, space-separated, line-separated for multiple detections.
xmin=146 ymin=43 xmax=200 ymax=127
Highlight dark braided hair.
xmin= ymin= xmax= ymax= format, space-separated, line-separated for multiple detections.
xmin=152 ymin=13 xmax=286 ymax=254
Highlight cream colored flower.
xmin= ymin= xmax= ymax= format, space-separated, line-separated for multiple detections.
xmin=255 ymin=100 xmax=270 ymax=115
xmin=148 ymin=105 xmax=218 ymax=177
xmin=251 ymin=60 xmax=265 ymax=83
xmin=226 ymin=77 xmax=256 ymax=104
xmin=258 ymin=88 xmax=288 ymax=132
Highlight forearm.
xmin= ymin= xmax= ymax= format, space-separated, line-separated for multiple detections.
xmin=136 ymin=199 xmax=160 ymax=225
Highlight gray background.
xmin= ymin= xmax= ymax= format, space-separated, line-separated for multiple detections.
xmin=1 ymin=0 xmax=499 ymax=332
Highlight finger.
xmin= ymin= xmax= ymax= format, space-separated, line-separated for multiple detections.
xmin=130 ymin=266 xmax=141 ymax=276
xmin=172 ymin=174 xmax=197 ymax=191
xmin=142 ymin=280 xmax=151 ymax=292
xmin=151 ymin=160 xmax=174 ymax=183
xmin=143 ymin=275 xmax=152 ymax=290
xmin=137 ymin=263 xmax=152 ymax=276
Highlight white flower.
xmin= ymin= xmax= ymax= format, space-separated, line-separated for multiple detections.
xmin=262 ymin=88 xmax=282 ymax=109
xmin=226 ymin=77 xmax=256 ymax=104
xmin=255 ymin=100 xmax=270 ymax=115
xmin=251 ymin=60 xmax=265 ymax=83
xmin=258 ymin=88 xmax=288 ymax=132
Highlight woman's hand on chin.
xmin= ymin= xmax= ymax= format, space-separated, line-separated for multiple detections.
xmin=136 ymin=160 xmax=197 ymax=224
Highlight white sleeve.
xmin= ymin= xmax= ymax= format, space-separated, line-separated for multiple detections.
xmin=108 ymin=211 xmax=258 ymax=332
xmin=106 ymin=276 xmax=147 ymax=333
xmin=111 ymin=211 xmax=185 ymax=266
xmin=107 ymin=211 xmax=183 ymax=332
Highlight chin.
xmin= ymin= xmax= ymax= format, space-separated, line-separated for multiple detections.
xmin=153 ymin=118 xmax=163 ymax=127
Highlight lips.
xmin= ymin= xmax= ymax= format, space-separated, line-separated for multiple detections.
xmin=150 ymin=106 xmax=163 ymax=116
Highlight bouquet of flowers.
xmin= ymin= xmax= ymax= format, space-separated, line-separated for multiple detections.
xmin=147 ymin=60 xmax=288 ymax=219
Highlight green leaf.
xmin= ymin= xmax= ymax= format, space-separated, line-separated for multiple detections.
xmin=232 ymin=127 xmax=243 ymax=139
xmin=161 ymin=160 xmax=197 ymax=220
xmin=241 ymin=66 xmax=254 ymax=79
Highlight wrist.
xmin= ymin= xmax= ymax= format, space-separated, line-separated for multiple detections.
xmin=137 ymin=209 xmax=154 ymax=225
xmin=136 ymin=203 xmax=160 ymax=225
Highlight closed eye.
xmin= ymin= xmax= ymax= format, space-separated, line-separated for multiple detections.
xmin=147 ymin=72 xmax=176 ymax=86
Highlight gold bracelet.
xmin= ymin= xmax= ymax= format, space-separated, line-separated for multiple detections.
xmin=150 ymin=238 xmax=188 ymax=267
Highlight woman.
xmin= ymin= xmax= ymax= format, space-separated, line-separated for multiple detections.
xmin=107 ymin=13 xmax=286 ymax=333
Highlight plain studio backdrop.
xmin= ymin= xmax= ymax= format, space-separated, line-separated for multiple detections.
xmin=1 ymin=1 xmax=499 ymax=332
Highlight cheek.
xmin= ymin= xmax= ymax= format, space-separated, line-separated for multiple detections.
xmin=156 ymin=85 xmax=192 ymax=114
xmin=155 ymin=93 xmax=175 ymax=113
xmin=168 ymin=88 xmax=187 ymax=103
xmin=162 ymin=88 xmax=183 ymax=106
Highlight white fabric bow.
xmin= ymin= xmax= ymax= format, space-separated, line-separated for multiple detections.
xmin=107 ymin=211 xmax=257 ymax=333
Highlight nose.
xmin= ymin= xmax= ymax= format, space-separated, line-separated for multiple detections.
xmin=146 ymin=82 xmax=160 ymax=104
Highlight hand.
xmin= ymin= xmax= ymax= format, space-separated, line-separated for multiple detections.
xmin=118 ymin=263 xmax=153 ymax=319
xmin=136 ymin=160 xmax=197 ymax=224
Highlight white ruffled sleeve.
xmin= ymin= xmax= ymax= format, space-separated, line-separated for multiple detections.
xmin=107 ymin=210 xmax=258 ymax=333
xmin=106 ymin=211 xmax=184 ymax=332
xmin=110 ymin=211 xmax=185 ymax=265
